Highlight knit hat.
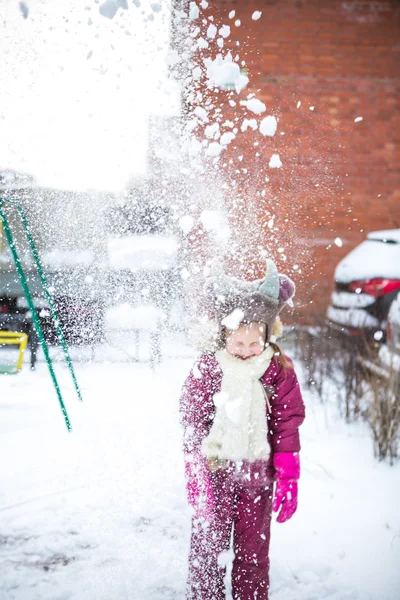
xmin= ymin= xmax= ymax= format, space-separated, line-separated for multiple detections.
xmin=206 ymin=259 xmax=295 ymax=342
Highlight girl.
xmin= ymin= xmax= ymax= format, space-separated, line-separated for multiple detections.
xmin=180 ymin=259 xmax=305 ymax=600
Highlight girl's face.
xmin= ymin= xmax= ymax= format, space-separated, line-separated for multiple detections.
xmin=225 ymin=322 xmax=267 ymax=359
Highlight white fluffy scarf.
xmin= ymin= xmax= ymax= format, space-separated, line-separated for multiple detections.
xmin=202 ymin=346 xmax=274 ymax=462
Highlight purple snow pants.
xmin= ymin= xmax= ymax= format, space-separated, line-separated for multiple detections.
xmin=187 ymin=467 xmax=273 ymax=600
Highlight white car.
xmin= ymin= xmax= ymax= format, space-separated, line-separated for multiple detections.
xmin=327 ymin=229 xmax=400 ymax=340
xmin=379 ymin=293 xmax=400 ymax=374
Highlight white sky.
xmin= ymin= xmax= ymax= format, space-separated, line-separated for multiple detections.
xmin=0 ymin=0 xmax=180 ymax=191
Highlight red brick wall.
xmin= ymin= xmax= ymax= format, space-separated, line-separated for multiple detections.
xmin=187 ymin=0 xmax=400 ymax=322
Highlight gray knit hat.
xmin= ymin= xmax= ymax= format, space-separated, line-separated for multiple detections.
xmin=206 ymin=259 xmax=295 ymax=342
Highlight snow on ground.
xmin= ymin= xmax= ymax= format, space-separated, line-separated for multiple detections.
xmin=0 ymin=342 xmax=399 ymax=600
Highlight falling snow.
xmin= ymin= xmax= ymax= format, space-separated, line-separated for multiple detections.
xmin=189 ymin=2 xmax=199 ymax=20
xmin=269 ymin=154 xmax=283 ymax=168
xmin=241 ymin=118 xmax=258 ymax=132
xmin=205 ymin=141 xmax=223 ymax=157
xmin=219 ymin=25 xmax=231 ymax=38
xmin=207 ymin=23 xmax=217 ymax=39
xmin=1 ymin=4 xmax=399 ymax=600
xmin=206 ymin=52 xmax=248 ymax=91
xmin=241 ymin=98 xmax=266 ymax=115
xmin=260 ymin=115 xmax=278 ymax=137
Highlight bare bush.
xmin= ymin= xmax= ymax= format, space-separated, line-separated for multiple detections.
xmin=294 ymin=324 xmax=400 ymax=463
xmin=294 ymin=323 xmax=364 ymax=421
xmin=364 ymin=363 xmax=400 ymax=464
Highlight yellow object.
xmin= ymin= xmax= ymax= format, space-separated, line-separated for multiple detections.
xmin=0 ymin=331 xmax=28 ymax=374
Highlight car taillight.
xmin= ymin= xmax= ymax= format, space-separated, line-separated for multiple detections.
xmin=348 ymin=279 xmax=400 ymax=297
xmin=0 ymin=305 xmax=9 ymax=313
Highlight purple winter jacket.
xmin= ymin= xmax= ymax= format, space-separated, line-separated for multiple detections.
xmin=180 ymin=352 xmax=306 ymax=483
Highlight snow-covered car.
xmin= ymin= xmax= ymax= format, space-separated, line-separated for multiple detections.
xmin=0 ymin=168 xmax=35 ymax=189
xmin=0 ymin=255 xmax=105 ymax=347
xmin=327 ymin=229 xmax=400 ymax=340
xmin=106 ymin=199 xmax=181 ymax=323
xmin=379 ymin=292 xmax=400 ymax=375
xmin=1 ymin=182 xmax=108 ymax=348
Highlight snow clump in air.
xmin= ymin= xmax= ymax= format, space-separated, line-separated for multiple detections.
xmin=229 ymin=10 xmax=236 ymax=18
xmin=99 ymin=0 xmax=128 ymax=19
xmin=205 ymin=53 xmax=249 ymax=92
xmin=252 ymin=11 xmax=262 ymax=20
xmin=354 ymin=116 xmax=363 ymax=123
xmin=180 ymin=268 xmax=191 ymax=281
xmin=200 ymin=210 xmax=224 ymax=231
xmin=199 ymin=212 xmax=231 ymax=244
xmin=269 ymin=154 xmax=282 ymax=168
xmin=219 ymin=25 xmax=231 ymax=38
xmin=200 ymin=0 xmax=209 ymax=8
xmin=241 ymin=98 xmax=266 ymax=115
xmin=166 ymin=49 xmax=180 ymax=67
xmin=205 ymin=122 xmax=220 ymax=139
xmin=220 ymin=132 xmax=236 ymax=146
xmin=222 ymin=309 xmax=245 ymax=330
xmin=192 ymin=66 xmax=202 ymax=80
xmin=260 ymin=116 xmax=278 ymax=137
xmin=207 ymin=23 xmax=217 ymax=39
xmin=218 ymin=547 xmax=236 ymax=568
xmin=197 ymin=37 xmax=209 ymax=49
xmin=186 ymin=118 xmax=198 ymax=132
xmin=334 ymin=237 xmax=343 ymax=247
xmin=241 ymin=118 xmax=258 ymax=132
xmin=205 ymin=142 xmax=223 ymax=157
xmin=189 ymin=2 xmax=200 ymax=19
xmin=194 ymin=106 xmax=208 ymax=121
xmin=179 ymin=215 xmax=195 ymax=235
xmin=189 ymin=137 xmax=202 ymax=157
xmin=19 ymin=2 xmax=29 ymax=18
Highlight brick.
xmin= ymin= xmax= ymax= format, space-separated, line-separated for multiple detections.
xmin=184 ymin=0 xmax=400 ymax=323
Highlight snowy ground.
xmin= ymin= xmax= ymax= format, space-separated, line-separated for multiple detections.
xmin=1 ymin=341 xmax=400 ymax=600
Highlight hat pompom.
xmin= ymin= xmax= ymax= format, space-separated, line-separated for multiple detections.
xmin=278 ymin=274 xmax=295 ymax=304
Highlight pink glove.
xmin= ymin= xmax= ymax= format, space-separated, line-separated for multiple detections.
xmin=185 ymin=455 xmax=215 ymax=521
xmin=272 ymin=452 xmax=300 ymax=523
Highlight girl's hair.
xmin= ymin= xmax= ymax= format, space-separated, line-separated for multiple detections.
xmin=269 ymin=342 xmax=292 ymax=369
xmin=218 ymin=324 xmax=292 ymax=369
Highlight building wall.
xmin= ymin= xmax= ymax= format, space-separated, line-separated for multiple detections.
xmin=187 ymin=0 xmax=400 ymax=322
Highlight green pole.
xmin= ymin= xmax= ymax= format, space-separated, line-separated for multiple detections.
xmin=2 ymin=198 xmax=82 ymax=402
xmin=0 ymin=207 xmax=72 ymax=431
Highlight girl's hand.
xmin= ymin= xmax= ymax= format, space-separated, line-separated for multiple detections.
xmin=273 ymin=479 xmax=298 ymax=523
xmin=272 ymin=452 xmax=300 ymax=523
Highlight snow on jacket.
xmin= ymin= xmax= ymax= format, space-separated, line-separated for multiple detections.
xmin=180 ymin=352 xmax=306 ymax=483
